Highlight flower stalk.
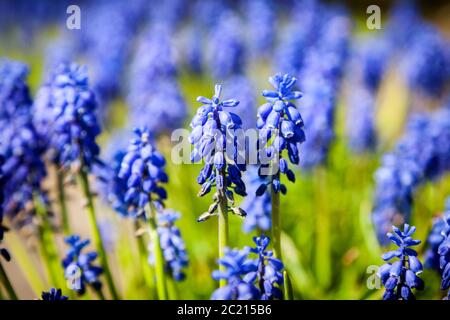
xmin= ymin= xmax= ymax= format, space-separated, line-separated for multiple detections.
xmin=78 ymin=170 xmax=119 ymax=300
xmin=0 ymin=262 xmax=17 ymax=300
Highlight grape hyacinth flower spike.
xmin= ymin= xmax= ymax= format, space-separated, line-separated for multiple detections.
xmin=378 ymin=224 xmax=424 ymax=300
xmin=189 ymin=84 xmax=247 ymax=287
xmin=246 ymin=236 xmax=284 ymax=300
xmin=257 ymin=73 xmax=305 ymax=260
xmin=62 ymin=235 xmax=103 ymax=298
xmin=118 ymin=127 xmax=170 ymax=299
xmin=34 ymin=62 xmax=118 ymax=299
xmin=438 ymin=199 xmax=450 ymax=299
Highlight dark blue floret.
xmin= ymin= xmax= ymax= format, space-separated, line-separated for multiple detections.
xmin=41 ymin=288 xmax=68 ymax=301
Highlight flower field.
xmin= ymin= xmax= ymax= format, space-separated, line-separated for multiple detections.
xmin=0 ymin=0 xmax=450 ymax=301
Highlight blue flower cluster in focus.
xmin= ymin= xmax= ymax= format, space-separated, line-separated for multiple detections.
xmin=438 ymin=199 xmax=450 ymax=299
xmin=378 ymin=224 xmax=424 ymax=300
xmin=256 ymin=73 xmax=304 ymax=195
xmin=118 ymin=128 xmax=168 ymax=218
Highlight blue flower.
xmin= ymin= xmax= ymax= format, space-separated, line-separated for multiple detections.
xmin=0 ymin=59 xmax=32 ymax=121
xmin=128 ymin=80 xmax=187 ymax=136
xmin=223 ymin=75 xmax=256 ymax=130
xmin=1 ymin=119 xmax=48 ymax=222
xmin=424 ymin=215 xmax=448 ymax=272
xmin=211 ymin=236 xmax=283 ymax=300
xmin=128 ymin=23 xmax=177 ymax=102
xmin=207 ymin=11 xmax=246 ymax=79
xmin=345 ymin=87 xmax=377 ymax=153
xmin=149 ymin=210 xmax=188 ymax=281
xmin=33 ymin=62 xmax=101 ymax=172
xmin=378 ymin=224 xmax=424 ymax=300
xmin=401 ymin=25 xmax=449 ymax=97
xmin=118 ymin=128 xmax=168 ymax=218
xmin=273 ymin=0 xmax=322 ymax=75
xmin=245 ymin=236 xmax=284 ymax=300
xmin=438 ymin=199 xmax=450 ymax=299
xmin=190 ymin=84 xmax=247 ymax=219
xmin=62 ymin=235 xmax=103 ymax=295
xmin=257 ymin=73 xmax=305 ymax=194
xmin=211 ymin=247 xmax=259 ymax=300
xmin=41 ymin=288 xmax=68 ymax=301
xmin=372 ymin=109 xmax=450 ymax=243
xmin=96 ymin=131 xmax=131 ymax=218
xmin=243 ymin=0 xmax=276 ymax=59
xmin=298 ymin=8 xmax=351 ymax=169
xmin=241 ymin=167 xmax=271 ymax=233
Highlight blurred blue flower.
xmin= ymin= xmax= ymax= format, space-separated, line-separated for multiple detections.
xmin=241 ymin=167 xmax=271 ymax=233
xmin=245 ymin=236 xmax=284 ymax=300
xmin=273 ymin=0 xmax=322 ymax=75
xmin=401 ymin=25 xmax=449 ymax=98
xmin=211 ymin=247 xmax=259 ymax=300
xmin=243 ymin=0 xmax=276 ymax=59
xmin=118 ymin=128 xmax=168 ymax=219
xmin=437 ymin=198 xmax=450 ymax=299
xmin=224 ymin=75 xmax=256 ymax=130
xmin=128 ymin=80 xmax=187 ymax=135
xmin=41 ymin=288 xmax=68 ymax=301
xmin=207 ymin=11 xmax=246 ymax=79
xmin=149 ymin=210 xmax=188 ymax=281
xmin=0 ymin=59 xmax=32 ymax=122
xmin=1 ymin=119 xmax=48 ymax=222
xmin=372 ymin=109 xmax=450 ymax=243
xmin=190 ymin=84 xmax=247 ymax=202
xmin=62 ymin=235 xmax=103 ymax=295
xmin=128 ymin=23 xmax=177 ymax=104
xmin=345 ymin=87 xmax=377 ymax=153
xmin=424 ymin=210 xmax=449 ymax=272
xmin=257 ymin=73 xmax=305 ymax=194
xmin=33 ymin=62 xmax=101 ymax=172
xmin=378 ymin=224 xmax=424 ymax=300
xmin=299 ymin=8 xmax=351 ymax=169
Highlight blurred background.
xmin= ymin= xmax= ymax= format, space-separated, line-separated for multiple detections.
xmin=1 ymin=0 xmax=450 ymax=299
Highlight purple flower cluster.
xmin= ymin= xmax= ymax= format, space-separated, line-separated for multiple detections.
xmin=33 ymin=63 xmax=102 ymax=172
xmin=378 ymin=224 xmax=424 ymax=300
xmin=211 ymin=236 xmax=283 ymax=300
xmin=438 ymin=201 xmax=450 ymax=299
xmin=118 ymin=128 xmax=168 ymax=219
xmin=149 ymin=211 xmax=188 ymax=281
xmin=372 ymin=109 xmax=450 ymax=243
xmin=299 ymin=7 xmax=351 ymax=169
xmin=256 ymin=74 xmax=305 ymax=194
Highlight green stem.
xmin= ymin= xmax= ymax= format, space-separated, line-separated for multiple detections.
xmin=216 ymin=168 xmax=229 ymax=288
xmin=0 ymin=262 xmax=18 ymax=300
xmin=314 ymin=167 xmax=331 ymax=288
xmin=166 ymin=276 xmax=179 ymax=300
xmin=283 ymin=270 xmax=294 ymax=300
xmin=271 ymin=185 xmax=282 ymax=261
xmin=57 ymin=170 xmax=70 ymax=235
xmin=34 ymin=196 xmax=64 ymax=288
xmin=78 ymin=170 xmax=120 ymax=300
xmin=147 ymin=204 xmax=168 ymax=300
xmin=134 ymin=221 xmax=156 ymax=298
